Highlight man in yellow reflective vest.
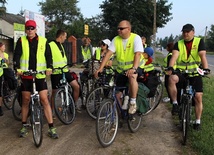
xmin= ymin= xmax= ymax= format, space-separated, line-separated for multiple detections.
xmin=166 ymin=24 xmax=210 ymax=130
xmin=13 ymin=20 xmax=58 ymax=138
xmin=95 ymin=20 xmax=144 ymax=114
xmin=49 ymin=29 xmax=80 ymax=112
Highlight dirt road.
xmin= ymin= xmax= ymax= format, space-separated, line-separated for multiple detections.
xmin=0 ymin=68 xmax=193 ymax=155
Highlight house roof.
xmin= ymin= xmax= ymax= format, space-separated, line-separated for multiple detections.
xmin=0 ymin=13 xmax=25 ymax=25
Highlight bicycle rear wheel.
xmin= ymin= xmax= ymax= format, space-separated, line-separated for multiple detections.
xmin=12 ymin=94 xmax=22 ymax=121
xmin=96 ymin=99 xmax=118 ymax=147
xmin=128 ymin=112 xmax=142 ymax=133
xmin=54 ymin=88 xmax=75 ymax=125
xmin=144 ymin=82 xmax=163 ymax=115
xmin=86 ymin=86 xmax=111 ymax=119
xmin=31 ymin=100 xmax=43 ymax=147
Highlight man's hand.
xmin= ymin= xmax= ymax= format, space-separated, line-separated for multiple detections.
xmin=16 ymin=69 xmax=23 ymax=76
xmin=94 ymin=68 xmax=103 ymax=79
xmin=46 ymin=69 xmax=52 ymax=76
xmin=165 ymin=66 xmax=174 ymax=75
xmin=126 ymin=68 xmax=137 ymax=78
xmin=203 ymin=68 xmax=211 ymax=75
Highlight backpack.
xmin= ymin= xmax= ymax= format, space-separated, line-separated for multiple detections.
xmin=3 ymin=68 xmax=18 ymax=90
xmin=136 ymin=82 xmax=150 ymax=114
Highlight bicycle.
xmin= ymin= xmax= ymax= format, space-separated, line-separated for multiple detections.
xmin=20 ymin=70 xmax=44 ymax=147
xmin=53 ymin=64 xmax=75 ymax=125
xmin=96 ymin=73 xmax=142 ymax=147
xmin=86 ymin=67 xmax=114 ymax=119
xmin=177 ymin=68 xmax=209 ymax=145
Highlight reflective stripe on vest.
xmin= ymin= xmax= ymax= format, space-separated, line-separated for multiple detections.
xmin=177 ymin=37 xmax=201 ymax=76
xmin=143 ymin=63 xmax=155 ymax=72
xmin=49 ymin=41 xmax=68 ymax=74
xmin=20 ymin=36 xmax=47 ymax=79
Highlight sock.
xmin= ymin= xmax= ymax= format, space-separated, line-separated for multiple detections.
xmin=22 ymin=122 xmax=27 ymax=127
xmin=49 ymin=123 xmax=54 ymax=128
xmin=172 ymin=101 xmax=178 ymax=105
xmin=130 ymin=98 xmax=136 ymax=103
xmin=195 ymin=119 xmax=200 ymax=124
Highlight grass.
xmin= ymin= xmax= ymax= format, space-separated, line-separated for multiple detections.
xmin=154 ymin=51 xmax=214 ymax=155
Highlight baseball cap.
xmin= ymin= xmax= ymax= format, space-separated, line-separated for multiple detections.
xmin=144 ymin=47 xmax=154 ymax=57
xmin=25 ymin=20 xmax=36 ymax=28
xmin=102 ymin=39 xmax=111 ymax=46
xmin=181 ymin=24 xmax=194 ymax=32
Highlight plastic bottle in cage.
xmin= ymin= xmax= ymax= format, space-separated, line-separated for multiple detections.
xmin=122 ymin=96 xmax=129 ymax=110
xmin=189 ymin=85 xmax=194 ymax=95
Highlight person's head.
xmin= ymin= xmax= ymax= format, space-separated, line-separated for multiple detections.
xmin=141 ymin=36 xmax=146 ymax=45
xmin=0 ymin=42 xmax=5 ymax=52
xmin=166 ymin=42 xmax=174 ymax=53
xmin=117 ymin=20 xmax=131 ymax=39
xmin=56 ymin=29 xmax=67 ymax=43
xmin=82 ymin=37 xmax=90 ymax=47
xmin=100 ymin=39 xmax=111 ymax=50
xmin=25 ymin=20 xmax=37 ymax=39
xmin=143 ymin=47 xmax=154 ymax=59
xmin=181 ymin=24 xmax=195 ymax=41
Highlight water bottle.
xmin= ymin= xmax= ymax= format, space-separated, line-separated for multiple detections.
xmin=122 ymin=96 xmax=129 ymax=110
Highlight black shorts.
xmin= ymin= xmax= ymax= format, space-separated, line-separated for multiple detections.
xmin=21 ymin=78 xmax=48 ymax=92
xmin=176 ymin=73 xmax=203 ymax=93
xmin=0 ymin=76 xmax=2 ymax=97
xmin=51 ymin=72 xmax=75 ymax=89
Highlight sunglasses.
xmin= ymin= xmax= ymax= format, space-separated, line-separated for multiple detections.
xmin=26 ymin=26 xmax=36 ymax=30
xmin=117 ymin=27 xmax=128 ymax=31
xmin=101 ymin=42 xmax=106 ymax=46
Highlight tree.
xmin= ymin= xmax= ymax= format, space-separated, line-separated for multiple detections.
xmin=0 ymin=0 xmax=7 ymax=16
xmin=39 ymin=0 xmax=81 ymax=31
xmin=100 ymin=0 xmax=172 ymax=40
xmin=206 ymin=24 xmax=214 ymax=52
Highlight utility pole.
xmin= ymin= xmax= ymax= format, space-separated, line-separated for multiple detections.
xmin=204 ymin=26 xmax=208 ymax=43
xmin=153 ymin=0 xmax=157 ymax=55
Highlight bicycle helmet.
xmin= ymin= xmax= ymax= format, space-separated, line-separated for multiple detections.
xmin=144 ymin=47 xmax=154 ymax=57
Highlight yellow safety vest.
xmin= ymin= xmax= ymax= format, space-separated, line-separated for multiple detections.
xmin=114 ymin=33 xmax=143 ymax=73
xmin=95 ymin=48 xmax=101 ymax=60
xmin=177 ymin=37 xmax=201 ymax=76
xmin=0 ymin=57 xmax=3 ymax=77
xmin=20 ymin=36 xmax=47 ymax=79
xmin=49 ymin=41 xmax=68 ymax=74
xmin=143 ymin=63 xmax=155 ymax=72
xmin=163 ymin=52 xmax=172 ymax=68
xmin=81 ymin=46 xmax=91 ymax=61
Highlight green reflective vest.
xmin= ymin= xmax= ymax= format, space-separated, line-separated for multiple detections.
xmin=177 ymin=37 xmax=201 ymax=76
xmin=20 ymin=36 xmax=47 ymax=79
xmin=81 ymin=46 xmax=91 ymax=61
xmin=114 ymin=33 xmax=143 ymax=73
xmin=49 ymin=41 xmax=68 ymax=74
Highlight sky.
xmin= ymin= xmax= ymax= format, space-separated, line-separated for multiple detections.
xmin=4 ymin=0 xmax=214 ymax=39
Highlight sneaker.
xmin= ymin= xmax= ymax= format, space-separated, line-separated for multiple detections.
xmin=193 ymin=123 xmax=201 ymax=131
xmin=19 ymin=126 xmax=28 ymax=138
xmin=171 ymin=104 xmax=179 ymax=115
xmin=162 ymin=97 xmax=170 ymax=103
xmin=75 ymin=105 xmax=82 ymax=113
xmin=0 ymin=108 xmax=3 ymax=116
xmin=48 ymin=127 xmax=59 ymax=139
xmin=128 ymin=101 xmax=137 ymax=114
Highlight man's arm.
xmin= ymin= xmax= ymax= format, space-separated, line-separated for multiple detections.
xmin=133 ymin=52 xmax=142 ymax=69
xmin=13 ymin=38 xmax=22 ymax=70
xmin=199 ymin=50 xmax=208 ymax=69
xmin=169 ymin=49 xmax=179 ymax=67
xmin=45 ymin=43 xmax=53 ymax=69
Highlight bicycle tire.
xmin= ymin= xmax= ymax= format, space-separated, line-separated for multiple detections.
xmin=54 ymin=88 xmax=75 ymax=125
xmin=31 ymin=100 xmax=43 ymax=147
xmin=143 ymin=82 xmax=163 ymax=115
xmin=3 ymin=83 xmax=16 ymax=110
xmin=182 ymin=96 xmax=190 ymax=145
xmin=80 ymin=82 xmax=88 ymax=108
xmin=96 ymin=99 xmax=118 ymax=147
xmin=128 ymin=112 xmax=142 ymax=133
xmin=12 ymin=94 xmax=22 ymax=121
xmin=86 ymin=86 xmax=111 ymax=119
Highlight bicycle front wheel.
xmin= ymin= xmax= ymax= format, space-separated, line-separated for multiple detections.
xmin=54 ymin=88 xmax=75 ymax=125
xmin=96 ymin=99 xmax=118 ymax=147
xmin=182 ymin=96 xmax=190 ymax=145
xmin=86 ymin=86 xmax=111 ymax=119
xmin=3 ymin=87 xmax=16 ymax=110
xmin=12 ymin=94 xmax=22 ymax=121
xmin=31 ymin=101 xmax=43 ymax=147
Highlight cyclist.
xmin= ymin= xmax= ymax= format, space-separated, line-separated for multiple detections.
xmin=81 ymin=37 xmax=93 ymax=63
xmin=95 ymin=20 xmax=144 ymax=114
xmin=0 ymin=42 xmax=8 ymax=116
xmin=13 ymin=20 xmax=58 ymax=138
xmin=49 ymin=29 xmax=80 ymax=112
xmin=166 ymin=24 xmax=210 ymax=130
